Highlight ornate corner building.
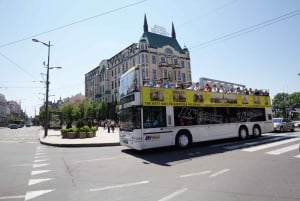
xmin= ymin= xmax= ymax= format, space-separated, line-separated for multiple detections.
xmin=85 ymin=14 xmax=191 ymax=104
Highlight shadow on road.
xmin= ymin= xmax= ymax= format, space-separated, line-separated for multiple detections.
xmin=121 ymin=134 xmax=298 ymax=166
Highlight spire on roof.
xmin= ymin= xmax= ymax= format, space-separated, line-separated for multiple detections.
xmin=143 ymin=14 xmax=148 ymax=33
xmin=171 ymin=22 xmax=176 ymax=39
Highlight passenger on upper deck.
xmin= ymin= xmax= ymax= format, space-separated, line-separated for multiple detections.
xmin=186 ymin=82 xmax=194 ymax=90
xmin=219 ymin=85 xmax=226 ymax=93
xmin=163 ymin=79 xmax=172 ymax=88
xmin=211 ymin=84 xmax=218 ymax=92
xmin=194 ymin=82 xmax=200 ymax=91
xmin=143 ymin=79 xmax=153 ymax=87
xmin=204 ymin=83 xmax=211 ymax=92
xmin=154 ymin=79 xmax=162 ymax=88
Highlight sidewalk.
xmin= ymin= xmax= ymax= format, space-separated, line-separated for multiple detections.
xmin=39 ymin=127 xmax=120 ymax=147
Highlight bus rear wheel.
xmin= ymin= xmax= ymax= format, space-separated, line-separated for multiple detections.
xmin=176 ymin=131 xmax=191 ymax=149
xmin=252 ymin=125 xmax=261 ymax=138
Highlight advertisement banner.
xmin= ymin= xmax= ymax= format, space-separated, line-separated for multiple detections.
xmin=141 ymin=87 xmax=271 ymax=108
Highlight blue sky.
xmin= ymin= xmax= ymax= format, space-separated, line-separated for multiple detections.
xmin=0 ymin=0 xmax=299 ymax=117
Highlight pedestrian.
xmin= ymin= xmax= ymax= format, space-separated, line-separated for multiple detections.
xmin=107 ymin=120 xmax=111 ymax=133
xmin=111 ymin=121 xmax=115 ymax=133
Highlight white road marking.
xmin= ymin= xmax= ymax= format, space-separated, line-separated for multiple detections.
xmin=0 ymin=195 xmax=25 ymax=200
xmin=90 ymin=180 xmax=149 ymax=191
xmin=266 ymin=144 xmax=299 ymax=155
xmin=34 ymin=155 xmax=47 ymax=159
xmin=225 ymin=137 xmax=285 ymax=150
xmin=35 ymin=152 xmax=47 ymax=155
xmin=294 ymin=154 xmax=300 ymax=158
xmin=25 ymin=189 xmax=55 ymax=201
xmin=32 ymin=163 xmax=49 ymax=168
xmin=34 ymin=159 xmax=48 ymax=163
xmin=12 ymin=164 xmax=32 ymax=167
xmin=28 ymin=178 xmax=53 ymax=186
xmin=75 ymin=156 xmax=130 ymax=163
xmin=242 ymin=138 xmax=300 ymax=152
xmin=179 ymin=170 xmax=211 ymax=178
xmin=31 ymin=170 xmax=52 ymax=176
xmin=158 ymin=188 xmax=188 ymax=201
xmin=209 ymin=169 xmax=230 ymax=178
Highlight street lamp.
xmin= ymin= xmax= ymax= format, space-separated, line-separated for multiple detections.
xmin=32 ymin=38 xmax=61 ymax=138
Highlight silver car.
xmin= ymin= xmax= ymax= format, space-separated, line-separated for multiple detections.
xmin=272 ymin=118 xmax=295 ymax=132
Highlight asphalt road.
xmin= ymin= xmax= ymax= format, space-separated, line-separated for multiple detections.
xmin=0 ymin=126 xmax=300 ymax=201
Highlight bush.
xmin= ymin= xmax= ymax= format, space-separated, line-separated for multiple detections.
xmin=87 ymin=120 xmax=92 ymax=128
xmin=80 ymin=125 xmax=90 ymax=132
xmin=90 ymin=126 xmax=97 ymax=132
xmin=66 ymin=121 xmax=72 ymax=129
xmin=76 ymin=119 xmax=84 ymax=129
xmin=61 ymin=127 xmax=78 ymax=134
xmin=61 ymin=125 xmax=96 ymax=134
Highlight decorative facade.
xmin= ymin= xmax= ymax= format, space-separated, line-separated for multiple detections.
xmin=85 ymin=15 xmax=191 ymax=103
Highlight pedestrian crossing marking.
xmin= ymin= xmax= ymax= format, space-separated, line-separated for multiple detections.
xmin=266 ymin=144 xmax=299 ymax=155
xmin=25 ymin=189 xmax=55 ymax=201
xmin=28 ymin=178 xmax=53 ymax=186
xmin=241 ymin=137 xmax=300 ymax=152
xmin=31 ymin=170 xmax=51 ymax=176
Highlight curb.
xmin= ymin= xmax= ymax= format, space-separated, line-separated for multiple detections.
xmin=39 ymin=138 xmax=120 ymax=147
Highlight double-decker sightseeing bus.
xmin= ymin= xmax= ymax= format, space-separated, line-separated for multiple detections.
xmin=119 ymin=65 xmax=273 ymax=150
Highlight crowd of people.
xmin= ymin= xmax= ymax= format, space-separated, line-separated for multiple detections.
xmin=143 ymin=79 xmax=269 ymax=96
xmin=99 ymin=119 xmax=116 ymax=133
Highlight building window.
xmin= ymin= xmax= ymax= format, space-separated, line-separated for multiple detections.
xmin=174 ymin=58 xmax=178 ymax=65
xmin=177 ymin=71 xmax=181 ymax=80
xmin=142 ymin=69 xmax=145 ymax=80
xmin=163 ymin=69 xmax=167 ymax=78
xmin=146 ymin=69 xmax=149 ymax=78
xmin=165 ymin=48 xmax=173 ymax=55
xmin=112 ymin=81 xmax=114 ymax=89
xmin=133 ymin=58 xmax=136 ymax=66
xmin=152 ymin=56 xmax=156 ymax=64
xmin=182 ymin=73 xmax=186 ymax=82
xmin=111 ymin=69 xmax=114 ymax=77
xmin=181 ymin=61 xmax=185 ymax=68
xmin=160 ymin=57 xmax=165 ymax=63
xmin=141 ymin=54 xmax=145 ymax=63
xmin=152 ymin=69 xmax=157 ymax=80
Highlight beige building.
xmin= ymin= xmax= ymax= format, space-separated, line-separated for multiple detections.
xmin=85 ymin=15 xmax=191 ymax=103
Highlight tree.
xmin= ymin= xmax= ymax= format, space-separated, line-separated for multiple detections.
xmin=288 ymin=92 xmax=300 ymax=107
xmin=272 ymin=92 xmax=300 ymax=119
xmin=272 ymin=93 xmax=289 ymax=117
xmin=60 ymin=102 xmax=73 ymax=123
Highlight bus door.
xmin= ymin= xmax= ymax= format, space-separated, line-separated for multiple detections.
xmin=142 ymin=106 xmax=174 ymax=148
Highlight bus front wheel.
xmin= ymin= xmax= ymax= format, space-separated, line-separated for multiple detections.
xmin=239 ymin=126 xmax=248 ymax=140
xmin=176 ymin=132 xmax=191 ymax=149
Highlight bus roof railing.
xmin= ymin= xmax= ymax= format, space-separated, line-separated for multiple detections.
xmin=199 ymin=77 xmax=246 ymax=88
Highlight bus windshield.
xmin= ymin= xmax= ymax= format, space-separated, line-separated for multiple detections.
xmin=119 ymin=107 xmax=141 ymax=131
xmin=119 ymin=66 xmax=140 ymax=98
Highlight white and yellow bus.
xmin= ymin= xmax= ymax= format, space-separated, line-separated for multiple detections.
xmin=119 ymin=66 xmax=273 ymax=150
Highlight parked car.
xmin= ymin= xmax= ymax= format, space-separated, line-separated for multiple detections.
xmin=272 ymin=118 xmax=295 ymax=132
xmin=8 ymin=124 xmax=19 ymax=129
